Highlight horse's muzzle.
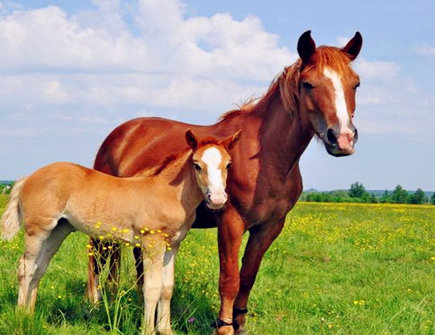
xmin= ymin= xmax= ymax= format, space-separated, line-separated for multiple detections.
xmin=324 ymin=128 xmax=358 ymax=156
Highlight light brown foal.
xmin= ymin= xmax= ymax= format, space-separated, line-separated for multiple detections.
xmin=1 ymin=129 xmax=241 ymax=335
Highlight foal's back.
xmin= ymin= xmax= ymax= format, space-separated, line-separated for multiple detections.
xmin=21 ymin=163 xmax=139 ymax=229
xmin=20 ymin=162 xmax=192 ymax=235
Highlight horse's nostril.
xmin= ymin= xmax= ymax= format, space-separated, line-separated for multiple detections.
xmin=327 ymin=129 xmax=337 ymax=144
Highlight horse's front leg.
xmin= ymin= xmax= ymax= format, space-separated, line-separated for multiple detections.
xmin=233 ymin=218 xmax=285 ymax=334
xmin=215 ymin=205 xmax=245 ymax=335
xmin=142 ymin=241 xmax=165 ymax=335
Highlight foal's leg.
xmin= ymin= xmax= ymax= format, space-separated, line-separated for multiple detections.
xmin=232 ymin=219 xmax=284 ymax=334
xmin=142 ymin=242 xmax=165 ymax=335
xmin=156 ymin=247 xmax=178 ymax=335
xmin=18 ymin=220 xmax=74 ymax=310
xmin=27 ymin=221 xmax=74 ymax=308
xmin=18 ymin=230 xmax=47 ymax=310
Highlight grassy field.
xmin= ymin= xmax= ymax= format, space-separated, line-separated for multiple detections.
xmin=0 ymin=194 xmax=433 ymax=334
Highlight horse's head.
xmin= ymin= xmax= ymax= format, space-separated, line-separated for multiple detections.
xmin=185 ymin=129 xmax=241 ymax=209
xmin=297 ymin=30 xmax=362 ymax=156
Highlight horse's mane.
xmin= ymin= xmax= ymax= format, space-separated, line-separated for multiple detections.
xmin=218 ymin=59 xmax=302 ymax=121
xmin=151 ymin=154 xmax=181 ymax=176
xmin=218 ymin=46 xmax=356 ymax=122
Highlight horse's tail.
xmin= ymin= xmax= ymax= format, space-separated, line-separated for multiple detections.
xmin=1 ymin=177 xmax=27 ymax=240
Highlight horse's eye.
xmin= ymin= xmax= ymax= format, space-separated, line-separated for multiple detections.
xmin=353 ymin=82 xmax=360 ymax=90
xmin=302 ymin=82 xmax=314 ymax=90
xmin=193 ymin=163 xmax=202 ymax=171
xmin=226 ymin=162 xmax=231 ymax=169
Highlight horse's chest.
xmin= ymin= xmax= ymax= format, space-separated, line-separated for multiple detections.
xmin=235 ymin=169 xmax=302 ymax=225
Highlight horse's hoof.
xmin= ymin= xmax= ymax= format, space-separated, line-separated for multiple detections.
xmin=212 ymin=325 xmax=234 ymax=335
xmin=234 ymin=329 xmax=248 ymax=335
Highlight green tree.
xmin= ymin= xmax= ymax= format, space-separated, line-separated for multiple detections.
xmin=349 ymin=182 xmax=367 ymax=198
xmin=380 ymin=190 xmax=391 ymax=203
xmin=408 ymin=188 xmax=426 ymax=204
xmin=391 ymin=185 xmax=408 ymax=204
xmin=431 ymin=193 xmax=435 ymax=205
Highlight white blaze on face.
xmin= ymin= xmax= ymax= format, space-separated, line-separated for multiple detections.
xmin=323 ymin=67 xmax=352 ymax=134
xmin=201 ymin=147 xmax=225 ymax=194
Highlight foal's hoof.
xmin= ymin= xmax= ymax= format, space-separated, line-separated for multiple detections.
xmin=213 ymin=326 xmax=234 ymax=335
xmin=234 ymin=329 xmax=248 ymax=335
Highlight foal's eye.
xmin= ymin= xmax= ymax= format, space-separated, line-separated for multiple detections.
xmin=353 ymin=82 xmax=360 ymax=90
xmin=226 ymin=162 xmax=231 ymax=169
xmin=302 ymin=82 xmax=315 ymax=90
xmin=193 ymin=163 xmax=202 ymax=171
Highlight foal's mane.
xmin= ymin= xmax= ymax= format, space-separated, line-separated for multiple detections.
xmin=151 ymin=138 xmax=222 ymax=177
xmin=218 ymin=47 xmax=355 ymax=121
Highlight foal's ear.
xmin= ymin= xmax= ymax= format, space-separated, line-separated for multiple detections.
xmin=341 ymin=32 xmax=363 ymax=61
xmin=297 ymin=30 xmax=316 ymax=64
xmin=185 ymin=129 xmax=198 ymax=150
xmin=220 ymin=130 xmax=242 ymax=150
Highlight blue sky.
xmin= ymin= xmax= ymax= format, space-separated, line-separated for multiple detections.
xmin=0 ymin=0 xmax=434 ymax=191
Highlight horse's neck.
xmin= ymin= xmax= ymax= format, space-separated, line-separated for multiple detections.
xmin=232 ymin=81 xmax=313 ymax=177
xmin=263 ymin=91 xmax=313 ymax=167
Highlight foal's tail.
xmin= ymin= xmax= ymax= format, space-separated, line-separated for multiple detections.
xmin=1 ymin=177 xmax=27 ymax=240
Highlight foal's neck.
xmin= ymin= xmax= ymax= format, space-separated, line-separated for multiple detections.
xmin=151 ymin=150 xmax=203 ymax=210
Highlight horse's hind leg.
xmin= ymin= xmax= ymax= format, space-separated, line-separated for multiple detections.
xmin=87 ymin=238 xmax=121 ymax=303
xmin=18 ymin=219 xmax=74 ymax=310
xmin=86 ymin=238 xmax=101 ymax=303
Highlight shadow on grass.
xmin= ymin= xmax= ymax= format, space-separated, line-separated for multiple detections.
xmin=0 ymin=275 xmax=217 ymax=334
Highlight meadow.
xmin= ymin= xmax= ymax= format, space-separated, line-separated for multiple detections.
xmin=0 ymin=194 xmax=433 ymax=335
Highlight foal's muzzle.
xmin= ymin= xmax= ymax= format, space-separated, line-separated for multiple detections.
xmin=205 ymin=191 xmax=228 ymax=209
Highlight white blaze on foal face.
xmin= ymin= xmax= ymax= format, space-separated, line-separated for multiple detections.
xmin=193 ymin=145 xmax=230 ymax=209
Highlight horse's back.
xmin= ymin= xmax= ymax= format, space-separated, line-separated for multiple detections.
xmin=94 ymin=117 xmax=214 ymax=177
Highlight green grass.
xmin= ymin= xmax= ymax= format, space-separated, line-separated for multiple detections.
xmin=0 ymin=195 xmax=434 ymax=334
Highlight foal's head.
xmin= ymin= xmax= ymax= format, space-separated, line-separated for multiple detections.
xmin=296 ymin=31 xmax=362 ymax=156
xmin=185 ymin=129 xmax=241 ymax=209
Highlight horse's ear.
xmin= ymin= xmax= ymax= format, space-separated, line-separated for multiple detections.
xmin=185 ymin=129 xmax=198 ymax=150
xmin=220 ymin=130 xmax=242 ymax=150
xmin=341 ymin=32 xmax=363 ymax=61
xmin=297 ymin=30 xmax=316 ymax=64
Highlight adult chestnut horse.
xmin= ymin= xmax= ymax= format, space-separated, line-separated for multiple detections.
xmin=88 ymin=30 xmax=362 ymax=334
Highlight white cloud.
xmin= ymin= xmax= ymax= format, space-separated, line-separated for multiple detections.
xmin=417 ymin=45 xmax=435 ymax=56
xmin=0 ymin=0 xmax=295 ymax=128
xmin=354 ymin=59 xmax=400 ymax=81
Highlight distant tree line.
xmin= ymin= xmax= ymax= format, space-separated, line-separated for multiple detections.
xmin=301 ymin=182 xmax=435 ymax=205
xmin=1 ymin=181 xmax=434 ymax=204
